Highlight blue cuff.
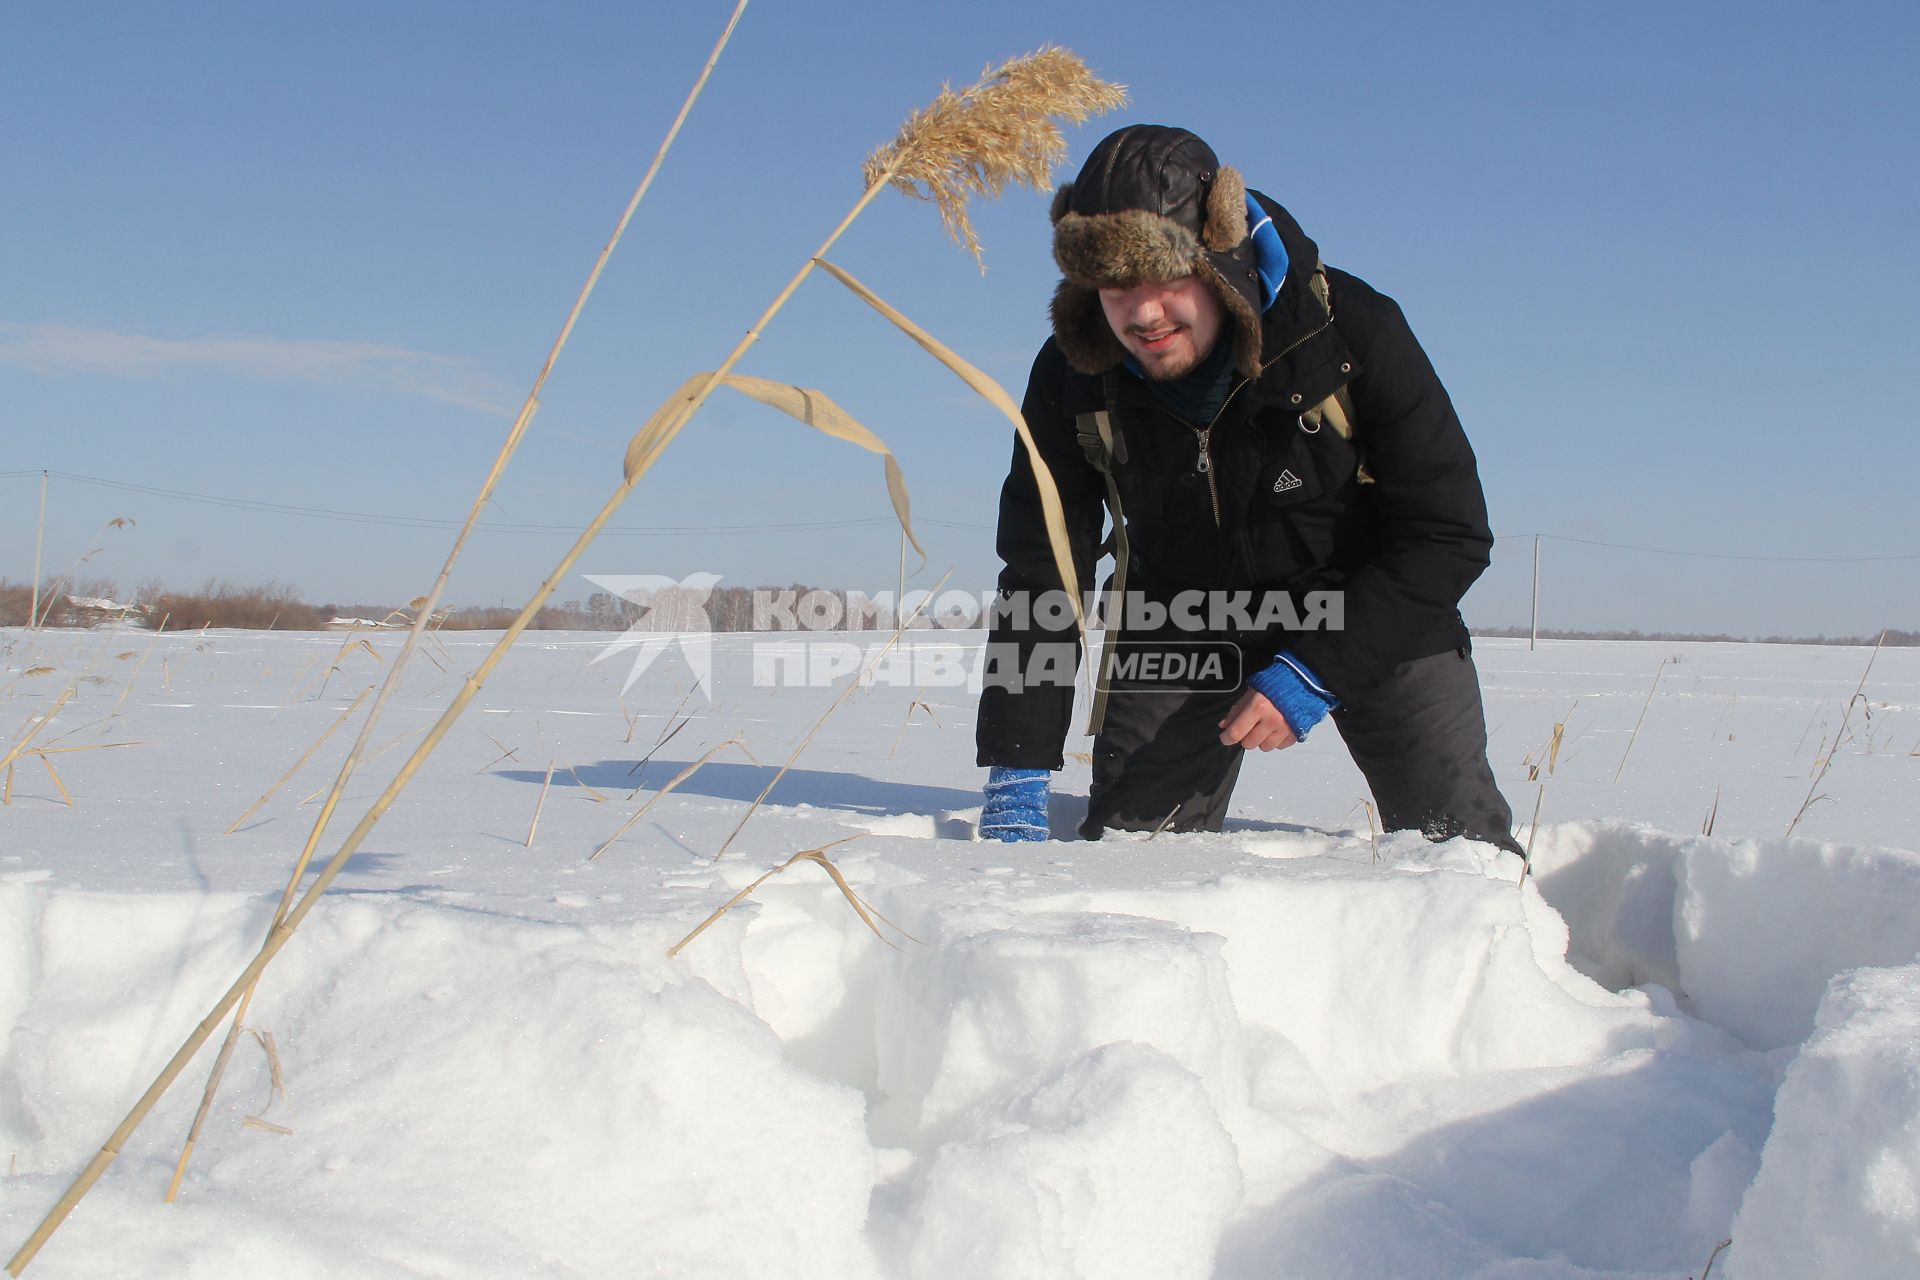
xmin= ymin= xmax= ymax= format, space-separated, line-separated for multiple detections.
xmin=1244 ymin=651 xmax=1339 ymax=739
xmin=981 ymin=766 xmax=1049 ymax=842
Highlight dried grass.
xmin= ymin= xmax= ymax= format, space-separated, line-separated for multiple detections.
xmin=224 ymin=686 xmax=372 ymax=834
xmin=0 ymin=683 xmax=76 ymax=786
xmin=667 ymin=836 xmax=915 ymax=959
xmin=7 ymin=41 xmax=1115 ymax=1274
xmin=719 ymin=373 xmax=922 ymax=555
xmin=1613 ymin=658 xmax=1670 ymax=783
xmin=1787 ymin=630 xmax=1887 ymax=838
xmin=560 ymin=756 xmax=607 ymax=803
xmin=590 ymin=738 xmax=755 ymax=862
xmin=888 ymin=686 xmax=941 ymax=758
xmin=1342 ymin=799 xmax=1382 ymax=862
xmin=864 ymin=46 xmax=1126 ymax=266
xmin=712 ymin=570 xmax=951 ymax=860
xmin=1519 ymin=785 xmax=1548 ymax=888
xmin=526 ymin=760 xmax=557 ymax=848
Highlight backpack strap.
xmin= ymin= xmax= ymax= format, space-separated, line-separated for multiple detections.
xmin=1076 ymin=372 xmax=1130 ymax=736
xmin=1299 ymin=262 xmax=1371 ymax=482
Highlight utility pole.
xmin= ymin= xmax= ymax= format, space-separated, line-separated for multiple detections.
xmin=1529 ymin=534 xmax=1541 ymax=652
xmin=29 ymin=470 xmax=47 ymax=631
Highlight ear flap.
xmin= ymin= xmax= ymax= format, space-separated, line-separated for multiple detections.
xmin=1049 ymin=182 xmax=1075 ymax=226
xmin=1202 ymin=165 xmax=1248 ymax=252
xmin=1050 ymin=281 xmax=1129 ymax=375
xmin=1196 ymin=258 xmax=1265 ymax=380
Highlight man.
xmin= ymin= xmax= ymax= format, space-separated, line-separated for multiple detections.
xmin=976 ymin=124 xmax=1519 ymax=854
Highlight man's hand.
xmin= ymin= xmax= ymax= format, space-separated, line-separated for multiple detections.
xmin=1218 ymin=689 xmax=1299 ymax=751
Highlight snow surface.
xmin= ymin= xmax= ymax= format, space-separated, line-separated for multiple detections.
xmin=1 ymin=627 xmax=1916 ymax=1277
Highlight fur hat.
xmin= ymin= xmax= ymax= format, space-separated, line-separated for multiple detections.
xmin=1049 ymin=125 xmax=1264 ymax=377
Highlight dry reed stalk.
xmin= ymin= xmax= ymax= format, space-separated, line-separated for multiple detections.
xmin=1519 ymin=785 xmax=1547 ymax=888
xmin=315 ymin=635 xmax=381 ymax=703
xmin=142 ymin=2 xmax=758 ymax=1191
xmin=1699 ymin=1237 xmax=1733 ymax=1279
xmin=18 ymin=742 xmax=139 ymax=757
xmin=1612 ymin=657 xmax=1670 ymax=784
xmin=1350 ymin=799 xmax=1380 ymax=862
xmin=560 ymin=757 xmax=607 ymax=802
xmin=102 ymin=615 xmax=169 ymax=730
xmin=0 ymin=684 xmax=76 ymax=783
xmin=625 ymin=715 xmax=691 ymax=784
xmin=1547 ymin=700 xmax=1575 ymax=774
xmin=712 ymin=569 xmax=952 ymax=860
xmin=8 ymin=45 xmax=1112 ymax=1271
xmin=1786 ymin=630 xmax=1887 ymax=838
xmin=668 ymin=836 xmax=909 ymax=959
xmin=1702 ymin=784 xmax=1721 ymax=837
xmin=888 ymin=683 xmax=941 ymax=758
xmin=1709 ymin=693 xmax=1738 ymax=743
xmin=248 ymin=1028 xmax=286 ymax=1109
xmin=34 ymin=753 xmax=72 ymax=806
xmin=1792 ymin=700 xmax=1826 ymax=757
xmin=526 ymin=760 xmax=557 ymax=848
xmin=224 ymin=687 xmax=373 ymax=834
xmin=591 ymin=738 xmax=754 ymax=862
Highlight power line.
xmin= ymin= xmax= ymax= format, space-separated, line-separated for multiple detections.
xmin=5 ymin=468 xmax=1914 ymax=559
xmin=7 ymin=469 xmax=993 ymax=536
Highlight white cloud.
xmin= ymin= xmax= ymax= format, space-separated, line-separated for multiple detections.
xmin=0 ymin=323 xmax=514 ymax=414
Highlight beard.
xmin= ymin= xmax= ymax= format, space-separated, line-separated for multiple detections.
xmin=1129 ymin=330 xmax=1217 ymax=381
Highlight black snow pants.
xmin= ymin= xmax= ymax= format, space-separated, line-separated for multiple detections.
xmin=1081 ymin=646 xmax=1522 ymax=855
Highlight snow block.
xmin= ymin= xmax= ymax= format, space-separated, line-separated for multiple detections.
xmin=907 ymin=1042 xmax=1242 ymax=1280
xmin=1677 ymin=839 xmax=1920 ymax=1049
xmin=1726 ymin=963 xmax=1920 ymax=1279
xmin=1075 ymin=861 xmax=1657 ymax=1094
xmin=1 ymin=893 xmax=882 ymax=1280
xmin=871 ymin=908 xmax=1246 ymax=1148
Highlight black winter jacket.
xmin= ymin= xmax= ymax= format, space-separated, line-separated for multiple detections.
xmin=975 ymin=194 xmax=1494 ymax=770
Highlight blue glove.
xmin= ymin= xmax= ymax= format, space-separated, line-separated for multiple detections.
xmin=980 ymin=767 xmax=1050 ymax=842
xmin=1245 ymin=651 xmax=1340 ymax=740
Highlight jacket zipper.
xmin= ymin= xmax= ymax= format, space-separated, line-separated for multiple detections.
xmin=1189 ymin=421 xmax=1221 ymax=527
xmin=1163 ymin=298 xmax=1339 ymax=534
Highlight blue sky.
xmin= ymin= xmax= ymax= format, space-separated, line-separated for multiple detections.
xmin=3 ymin=0 xmax=1916 ymax=634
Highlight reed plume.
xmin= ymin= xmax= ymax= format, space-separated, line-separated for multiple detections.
xmin=866 ymin=46 xmax=1128 ymax=266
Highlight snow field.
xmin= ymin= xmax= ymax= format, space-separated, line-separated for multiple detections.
xmin=1 ymin=628 xmax=1917 ymax=1276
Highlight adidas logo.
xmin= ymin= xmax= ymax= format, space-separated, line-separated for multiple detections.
xmin=1271 ymin=469 xmax=1304 ymax=494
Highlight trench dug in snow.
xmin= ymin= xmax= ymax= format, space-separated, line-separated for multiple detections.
xmin=3 ymin=819 xmax=1918 ymax=1279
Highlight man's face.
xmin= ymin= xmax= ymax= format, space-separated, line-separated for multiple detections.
xmin=1099 ymin=275 xmax=1225 ymax=380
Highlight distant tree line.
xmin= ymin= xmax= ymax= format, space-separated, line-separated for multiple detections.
xmin=0 ymin=578 xmax=959 ymax=632
xmin=1 ymin=576 xmax=1911 ymax=644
